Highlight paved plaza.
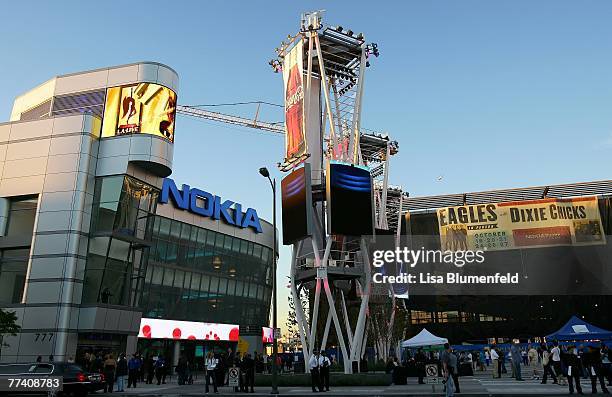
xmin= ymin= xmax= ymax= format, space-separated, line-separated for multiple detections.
xmin=81 ymin=367 xmax=609 ymax=396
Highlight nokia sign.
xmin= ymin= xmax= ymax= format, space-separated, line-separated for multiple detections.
xmin=159 ymin=178 xmax=262 ymax=233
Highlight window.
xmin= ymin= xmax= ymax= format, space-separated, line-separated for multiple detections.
xmin=92 ymin=176 xmax=159 ymax=239
xmin=6 ymin=196 xmax=38 ymax=237
xmin=0 ymin=249 xmax=29 ymax=303
xmin=410 ymin=310 xmax=432 ymax=325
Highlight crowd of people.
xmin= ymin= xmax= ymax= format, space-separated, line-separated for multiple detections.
xmin=74 ymin=349 xmax=304 ymax=394
xmin=76 ymin=352 xmax=173 ymax=392
xmin=480 ymin=341 xmax=611 ymax=394
xmin=388 ymin=341 xmax=612 ymax=396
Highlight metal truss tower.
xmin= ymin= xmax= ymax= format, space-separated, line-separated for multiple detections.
xmin=270 ymin=11 xmax=405 ymax=373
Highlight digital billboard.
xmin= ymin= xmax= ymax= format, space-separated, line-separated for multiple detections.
xmin=138 ymin=317 xmax=239 ymax=341
xmin=102 ymin=83 xmax=177 ymax=142
xmin=262 ymin=327 xmax=274 ymax=344
xmin=326 ymin=162 xmax=374 ymax=236
xmin=437 ymin=196 xmax=606 ymax=251
xmin=281 ymin=163 xmax=313 ymax=244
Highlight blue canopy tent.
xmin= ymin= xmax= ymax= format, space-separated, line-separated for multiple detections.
xmin=546 ymin=316 xmax=612 ymax=341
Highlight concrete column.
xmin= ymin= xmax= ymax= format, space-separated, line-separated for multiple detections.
xmin=173 ymin=341 xmax=181 ymax=367
xmin=126 ymin=335 xmax=138 ymax=355
xmin=0 ymin=197 xmax=9 ymax=236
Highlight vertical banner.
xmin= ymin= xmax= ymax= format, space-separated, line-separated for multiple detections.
xmin=437 ymin=196 xmax=606 ymax=251
xmin=283 ymin=40 xmax=307 ymax=162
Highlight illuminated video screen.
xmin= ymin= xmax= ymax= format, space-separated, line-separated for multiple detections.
xmin=326 ymin=162 xmax=374 ymax=236
xmin=102 ymin=83 xmax=177 ymax=142
xmin=281 ymin=163 xmax=313 ymax=245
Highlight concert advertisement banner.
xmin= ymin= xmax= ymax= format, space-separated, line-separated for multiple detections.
xmin=436 ymin=196 xmax=605 ymax=251
xmin=102 ymin=83 xmax=177 ymax=142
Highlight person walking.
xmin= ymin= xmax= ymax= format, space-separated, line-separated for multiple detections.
xmin=176 ymin=355 xmax=187 ymax=385
xmin=441 ymin=343 xmax=455 ymax=397
xmin=319 ymin=351 xmax=331 ymax=392
xmin=541 ymin=345 xmax=558 ymax=385
xmin=127 ymin=354 xmax=141 ymax=388
xmin=449 ymin=347 xmax=460 ymax=393
xmin=309 ymin=351 xmax=322 ymax=392
xmin=485 ymin=349 xmax=490 ymax=367
xmin=205 ymin=351 xmax=218 ymax=394
xmin=551 ymin=341 xmax=567 ymax=386
xmin=584 ymin=346 xmax=610 ymax=394
xmin=234 ymin=352 xmax=244 ymax=393
xmin=511 ymin=342 xmax=524 ymax=381
xmin=144 ymin=355 xmax=155 ymax=384
xmin=565 ymin=346 xmax=584 ymax=395
xmin=490 ymin=347 xmax=500 ymax=378
xmin=415 ymin=348 xmax=426 ymax=384
xmin=500 ymin=349 xmax=508 ymax=374
xmin=244 ymin=353 xmax=255 ymax=393
xmin=115 ymin=353 xmax=128 ymax=392
xmin=478 ymin=350 xmax=486 ymax=371
xmin=154 ymin=355 xmax=166 ymax=385
xmin=103 ymin=354 xmax=117 ymax=393
xmin=528 ymin=345 xmax=538 ymax=367
xmin=214 ymin=353 xmax=225 ymax=388
xmin=602 ymin=344 xmax=612 ymax=387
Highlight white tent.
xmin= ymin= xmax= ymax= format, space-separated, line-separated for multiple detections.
xmin=401 ymin=328 xmax=448 ymax=348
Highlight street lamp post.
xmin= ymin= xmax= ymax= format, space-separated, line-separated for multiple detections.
xmin=259 ymin=167 xmax=279 ymax=394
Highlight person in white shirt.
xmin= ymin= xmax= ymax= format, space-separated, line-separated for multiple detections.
xmin=309 ymin=352 xmax=322 ymax=392
xmin=550 ymin=341 xmax=567 ymax=386
xmin=205 ymin=352 xmax=218 ymax=393
xmin=318 ymin=351 xmax=331 ymax=391
xmin=490 ymin=347 xmax=500 ymax=378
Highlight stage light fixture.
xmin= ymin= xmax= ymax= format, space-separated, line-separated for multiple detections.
xmin=347 ymin=30 xmax=353 ymax=37
xmin=357 ymin=33 xmax=364 ymax=40
xmin=336 ymin=25 xmax=343 ymax=32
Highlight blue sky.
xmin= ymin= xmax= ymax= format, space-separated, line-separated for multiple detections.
xmin=2 ymin=1 xmax=612 ymax=324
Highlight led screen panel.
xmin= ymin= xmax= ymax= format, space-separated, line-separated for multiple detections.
xmin=102 ymin=83 xmax=177 ymax=142
xmin=138 ymin=317 xmax=239 ymax=341
xmin=281 ymin=163 xmax=313 ymax=245
xmin=262 ymin=327 xmax=274 ymax=344
xmin=326 ymin=162 xmax=374 ymax=236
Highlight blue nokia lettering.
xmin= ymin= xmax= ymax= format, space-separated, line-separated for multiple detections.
xmin=159 ymin=178 xmax=262 ymax=233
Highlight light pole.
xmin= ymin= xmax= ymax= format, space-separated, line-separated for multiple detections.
xmin=259 ymin=167 xmax=279 ymax=394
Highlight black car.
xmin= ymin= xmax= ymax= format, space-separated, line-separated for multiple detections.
xmin=0 ymin=362 xmax=105 ymax=396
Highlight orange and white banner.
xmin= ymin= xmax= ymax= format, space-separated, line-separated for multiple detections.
xmin=283 ymin=39 xmax=307 ymax=162
xmin=437 ymin=196 xmax=606 ymax=251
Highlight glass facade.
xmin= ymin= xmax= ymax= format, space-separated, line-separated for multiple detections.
xmin=82 ymin=176 xmax=158 ymax=306
xmin=0 ymin=196 xmax=38 ymax=304
xmin=140 ymin=215 xmax=273 ymax=328
xmin=80 ymin=174 xmax=273 ymax=330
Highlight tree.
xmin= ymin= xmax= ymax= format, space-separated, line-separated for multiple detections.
xmin=0 ymin=309 xmax=21 ymax=358
xmin=368 ymin=299 xmax=406 ymax=363
xmin=285 ymin=282 xmax=309 ymax=352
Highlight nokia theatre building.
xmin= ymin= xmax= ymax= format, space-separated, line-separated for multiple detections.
xmin=0 ymin=62 xmax=275 ymax=364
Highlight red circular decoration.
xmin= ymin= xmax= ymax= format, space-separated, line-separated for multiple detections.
xmin=142 ymin=325 xmax=152 ymax=338
xmin=172 ymin=328 xmax=182 ymax=339
xmin=187 ymin=335 xmax=196 ymax=340
xmin=229 ymin=327 xmax=239 ymax=342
